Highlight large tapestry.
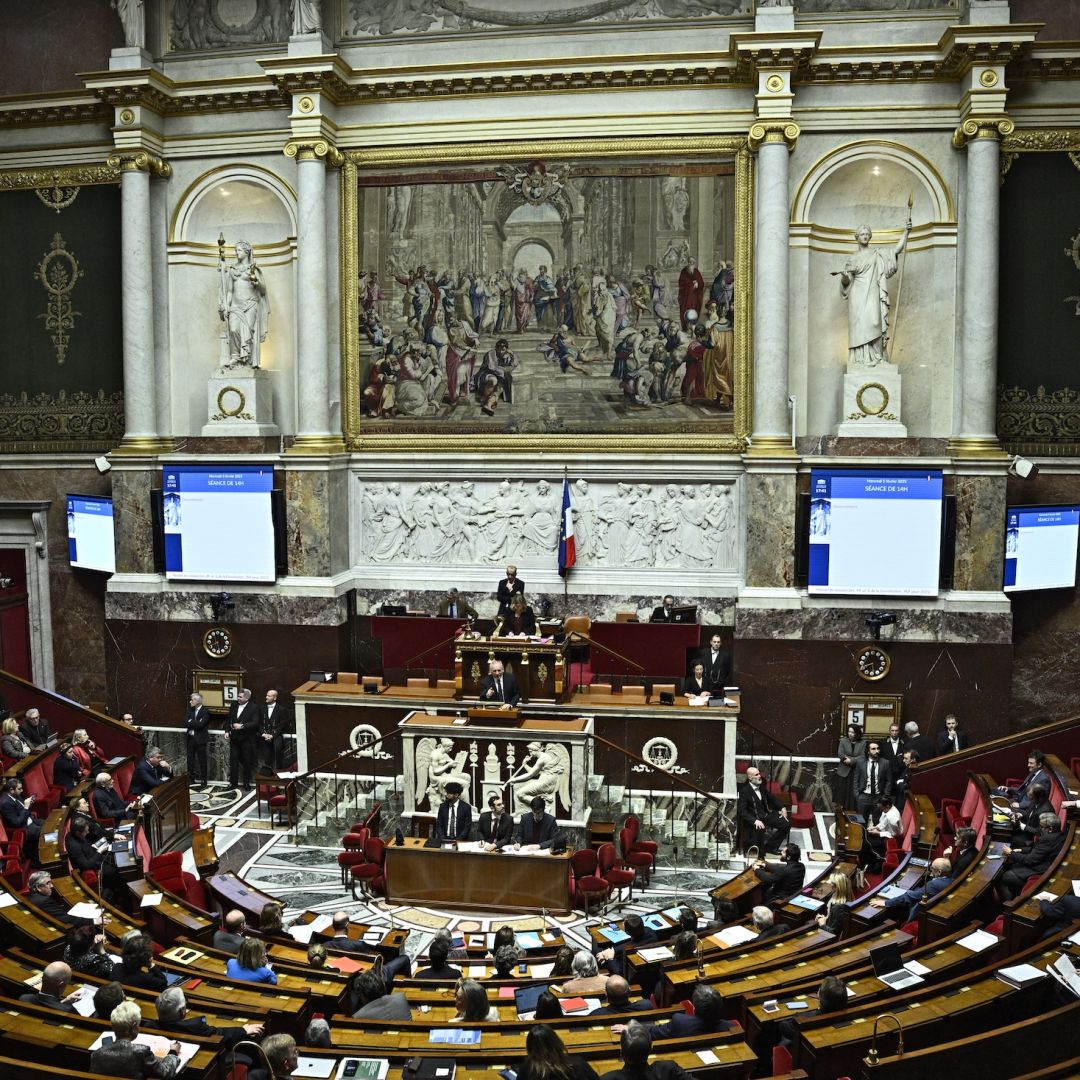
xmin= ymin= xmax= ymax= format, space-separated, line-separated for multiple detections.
xmin=0 ymin=179 xmax=123 ymax=451
xmin=998 ymin=148 xmax=1080 ymax=453
xmin=345 ymin=143 xmax=749 ymax=446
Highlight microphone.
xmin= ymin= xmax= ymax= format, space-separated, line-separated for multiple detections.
xmin=697 ymin=939 xmax=705 ymax=977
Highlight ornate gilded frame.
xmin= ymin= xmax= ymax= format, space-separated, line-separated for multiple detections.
xmin=340 ymin=136 xmax=753 ymax=453
xmin=997 ymin=128 xmax=1080 ymax=456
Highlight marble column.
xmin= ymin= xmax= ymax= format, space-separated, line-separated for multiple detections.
xmin=287 ymin=141 xmax=343 ymax=452
xmin=749 ymin=123 xmax=798 ymax=455
xmin=952 ymin=117 xmax=1013 ymax=456
xmin=110 ymin=152 xmax=170 ymax=451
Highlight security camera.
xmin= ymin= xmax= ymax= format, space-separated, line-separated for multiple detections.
xmin=866 ymin=611 xmax=896 ymax=640
xmin=94 ymin=456 xmax=112 ymax=474
xmin=1009 ymin=455 xmax=1039 ymax=480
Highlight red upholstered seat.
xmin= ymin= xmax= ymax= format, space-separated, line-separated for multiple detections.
xmin=571 ymin=848 xmax=611 ymax=913
xmin=338 ymin=828 xmax=370 ymax=886
xmin=350 ymin=836 xmax=386 ymax=898
xmin=619 ymin=827 xmax=652 ymax=887
xmin=624 ymin=815 xmax=659 ymax=857
xmin=941 ymin=777 xmax=982 ymax=835
xmin=112 ymin=759 xmax=135 ymax=800
xmin=598 ymin=841 xmax=636 ymax=904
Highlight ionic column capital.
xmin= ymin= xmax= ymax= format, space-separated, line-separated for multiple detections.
xmin=106 ymin=150 xmax=170 ymax=177
xmin=284 ymin=140 xmax=345 ymax=167
xmin=952 ymin=115 xmax=1014 ymax=150
xmin=748 ymin=121 xmax=800 ymax=153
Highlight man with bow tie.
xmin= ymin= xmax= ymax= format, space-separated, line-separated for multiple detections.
xmin=259 ymin=689 xmax=290 ymax=771
xmin=737 ymin=766 xmax=790 ymax=855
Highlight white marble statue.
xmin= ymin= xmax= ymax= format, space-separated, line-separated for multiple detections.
xmin=417 ymin=736 xmax=471 ymax=808
xmin=292 ymin=0 xmax=322 ymax=34
xmin=661 ymin=176 xmax=690 ymax=232
xmin=112 ymin=0 xmax=145 ymax=49
xmin=219 ymin=239 xmax=270 ymax=368
xmin=838 ymin=217 xmax=911 ymax=367
xmin=508 ymin=741 xmax=570 ymax=814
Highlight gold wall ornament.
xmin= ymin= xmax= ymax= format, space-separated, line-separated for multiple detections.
xmin=979 ymin=69 xmax=999 ymax=87
xmin=850 ymin=382 xmax=897 ymax=421
xmin=297 ymin=96 xmax=315 ymax=113
xmin=0 ymin=162 xmax=120 ymax=192
xmin=212 ymin=386 xmax=253 ymax=420
xmin=33 ymin=172 xmax=80 ymax=214
xmin=1002 ymin=129 xmax=1080 ymax=154
xmin=34 ymin=233 xmax=82 ymax=365
xmin=765 ymin=74 xmax=785 ymax=93
xmin=0 ymin=388 xmax=124 ymax=451
xmin=951 ymin=115 xmax=1015 ymax=150
xmin=105 ymin=151 xmax=171 ymax=177
xmin=119 ymin=108 xmax=135 ymax=124
xmin=747 ymin=121 xmax=800 ymax=152
xmin=284 ymin=140 xmax=345 ymax=166
xmin=998 ymin=384 xmax=1080 ymax=453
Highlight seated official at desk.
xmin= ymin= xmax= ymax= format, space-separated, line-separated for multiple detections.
xmin=650 ymin=594 xmax=678 ymax=623
xmin=27 ymin=870 xmax=92 ymax=926
xmin=19 ymin=959 xmax=78 ymax=1013
xmin=226 ymin=938 xmax=278 ymax=984
xmin=2 ymin=777 xmax=43 ymax=859
xmin=684 ymin=661 xmax=714 ymax=698
xmin=92 ymin=772 xmax=137 ymax=822
xmin=91 ymin=1001 xmax=182 ymax=1080
xmin=128 ymin=746 xmax=173 ymax=797
xmin=479 ymin=658 xmax=521 ymax=708
xmin=438 ymin=587 xmax=479 ymax=620
xmin=499 ymin=593 xmax=536 ymax=636
xmin=497 ymin=564 xmax=525 ymax=616
xmin=433 ymin=781 xmax=473 ymax=843
xmin=478 ymin=793 xmax=514 ymax=850
xmin=512 ymin=796 xmax=559 ymax=849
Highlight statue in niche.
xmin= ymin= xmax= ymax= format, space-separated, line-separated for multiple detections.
xmin=386 ymin=186 xmax=413 ymax=235
xmin=508 ymin=741 xmax=570 ymax=814
xmin=837 ymin=217 xmax=911 ymax=367
xmin=112 ymin=0 xmax=145 ymax=48
xmin=292 ymin=0 xmax=321 ymax=33
xmin=218 ymin=238 xmax=270 ymax=368
xmin=417 ymin=736 xmax=471 ymax=809
xmin=572 ymin=479 xmax=594 ymax=557
xmin=661 ymin=176 xmax=690 ymax=232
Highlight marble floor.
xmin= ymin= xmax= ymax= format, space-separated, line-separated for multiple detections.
xmin=186 ymin=784 xmax=833 ymax=961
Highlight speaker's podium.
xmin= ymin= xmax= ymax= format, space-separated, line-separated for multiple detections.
xmin=467 ymin=707 xmax=521 ymax=725
xmin=454 ymin=636 xmax=565 ymax=702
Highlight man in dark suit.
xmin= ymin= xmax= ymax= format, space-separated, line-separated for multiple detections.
xmin=477 ymin=793 xmax=513 ymax=850
xmin=752 ymin=905 xmax=784 ymax=940
xmin=737 ymin=766 xmax=790 ymax=855
xmin=224 ymin=688 xmax=259 ymax=790
xmin=351 ymin=969 xmax=413 ymax=1019
xmin=872 ymin=857 xmax=954 ymax=923
xmin=433 ymin=781 xmax=472 ymax=843
xmin=998 ymin=815 xmax=1066 ymax=902
xmin=601 ymin=1021 xmax=690 ymax=1080
xmin=129 ymin=746 xmax=172 ymax=796
xmin=1038 ymin=893 xmax=1080 ymax=938
xmin=1 ymin=777 xmax=42 ymax=856
xmin=496 ymin=564 xmax=525 ymax=616
xmin=213 ymin=910 xmax=246 ymax=955
xmin=597 ymin=912 xmax=657 ymax=976
xmin=438 ymin=587 xmax=479 ymax=621
xmin=753 ymin=843 xmax=806 ymax=903
xmin=936 ymin=714 xmax=969 ymax=755
xmin=999 ymin=750 xmax=1051 ymax=814
xmin=1011 ymin=784 xmax=1053 ymax=848
xmin=649 ymin=594 xmax=677 ymax=623
xmin=18 ymin=961 xmax=78 ymax=1013
xmin=413 ymin=936 xmax=462 ymax=981
xmin=26 ymin=870 xmax=90 ymax=926
xmin=185 ymin=692 xmax=210 ymax=787
xmin=853 ymin=740 xmax=893 ymax=820
xmin=154 ymin=985 xmax=263 ymax=1048
xmin=259 ymin=689 xmax=290 ymax=771
xmin=18 ymin=707 xmax=52 ymax=750
xmin=698 ymin=632 xmax=731 ymax=689
xmin=512 ymin=795 xmax=558 ymax=848
xmin=903 ymin=721 xmax=937 ymax=763
xmin=91 ymin=773 xmax=135 ymax=821
xmin=650 ymin=984 xmax=735 ymax=1039
xmin=879 ymin=722 xmax=906 ymax=765
xmin=591 ymin=975 xmax=654 ymax=1016
xmin=478 ymin=659 xmax=520 ymax=708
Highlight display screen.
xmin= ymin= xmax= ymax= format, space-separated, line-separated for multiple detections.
xmin=66 ymin=495 xmax=116 ymax=574
xmin=808 ymin=468 xmax=944 ymax=597
xmin=1003 ymin=504 xmax=1080 ymax=593
xmin=162 ymin=465 xmax=276 ymax=583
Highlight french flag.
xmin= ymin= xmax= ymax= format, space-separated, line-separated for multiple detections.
xmin=558 ymin=477 xmax=576 ymax=577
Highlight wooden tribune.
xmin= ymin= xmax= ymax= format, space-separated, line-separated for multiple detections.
xmin=385 ymin=836 xmax=572 ymax=914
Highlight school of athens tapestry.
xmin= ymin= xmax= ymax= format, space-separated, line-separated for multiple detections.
xmin=355 ymin=157 xmax=740 ymax=436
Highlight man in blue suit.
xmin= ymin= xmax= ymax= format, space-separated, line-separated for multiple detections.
xmin=433 ymin=781 xmax=472 ymax=843
xmin=129 ymin=747 xmax=173 ymax=797
xmin=649 ymin=984 xmax=735 ymax=1039
xmin=871 ymin=856 xmax=953 ymax=924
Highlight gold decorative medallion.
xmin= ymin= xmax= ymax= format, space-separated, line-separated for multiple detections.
xmin=854 ymin=382 xmax=890 ymax=416
xmin=298 ymin=96 xmax=315 ymax=113
xmin=979 ymin=69 xmax=999 ymax=87
xmin=212 ymin=386 xmax=252 ymax=420
xmin=119 ymin=108 xmax=135 ymax=124
xmin=855 ymin=645 xmax=890 ymax=681
xmin=34 ymin=233 xmax=82 ymax=364
xmin=33 ymin=172 xmax=80 ymax=214
xmin=765 ymin=74 xmax=785 ymax=93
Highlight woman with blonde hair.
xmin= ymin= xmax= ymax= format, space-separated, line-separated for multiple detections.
xmin=1 ymin=717 xmax=28 ymax=760
xmin=453 ymin=977 xmax=499 ymax=1022
xmin=815 ymin=871 xmax=854 ymax=935
xmin=227 ymin=938 xmax=277 ymax=984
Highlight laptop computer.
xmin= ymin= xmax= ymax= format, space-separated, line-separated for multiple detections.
xmin=869 ymin=941 xmax=924 ymax=991
xmin=514 ymin=983 xmax=549 ymax=1017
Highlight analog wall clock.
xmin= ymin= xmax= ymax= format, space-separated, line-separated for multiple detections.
xmin=855 ymin=644 xmax=890 ymax=681
xmin=202 ymin=627 xmax=234 ymax=659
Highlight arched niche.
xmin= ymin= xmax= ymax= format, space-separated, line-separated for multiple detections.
xmin=789 ymin=140 xmax=958 ymax=440
xmin=171 ymin=165 xmax=296 ymax=244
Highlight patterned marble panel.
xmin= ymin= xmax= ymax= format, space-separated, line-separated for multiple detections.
xmin=953 ymin=473 xmax=1008 ymax=592
xmin=104 ymin=590 xmax=348 ymax=626
xmin=111 ymin=468 xmax=156 ymax=576
xmin=743 ymin=471 xmax=795 ymax=589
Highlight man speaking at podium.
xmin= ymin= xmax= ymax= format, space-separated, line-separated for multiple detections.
xmin=478 ymin=659 xmax=520 ymax=709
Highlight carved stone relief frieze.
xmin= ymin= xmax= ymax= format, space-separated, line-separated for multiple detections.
xmin=357 ymin=476 xmax=739 ymax=571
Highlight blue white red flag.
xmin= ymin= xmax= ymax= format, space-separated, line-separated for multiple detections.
xmin=558 ymin=477 xmax=576 ymax=577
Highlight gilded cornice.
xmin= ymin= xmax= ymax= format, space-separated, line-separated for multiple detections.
xmin=730 ymin=31 xmax=822 ymax=82
xmin=80 ymin=68 xmax=285 ymax=116
xmin=1001 ymin=128 xmax=1080 ymax=153
xmin=0 ymin=93 xmax=109 ymax=129
xmin=0 ymin=161 xmax=120 ymax=191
